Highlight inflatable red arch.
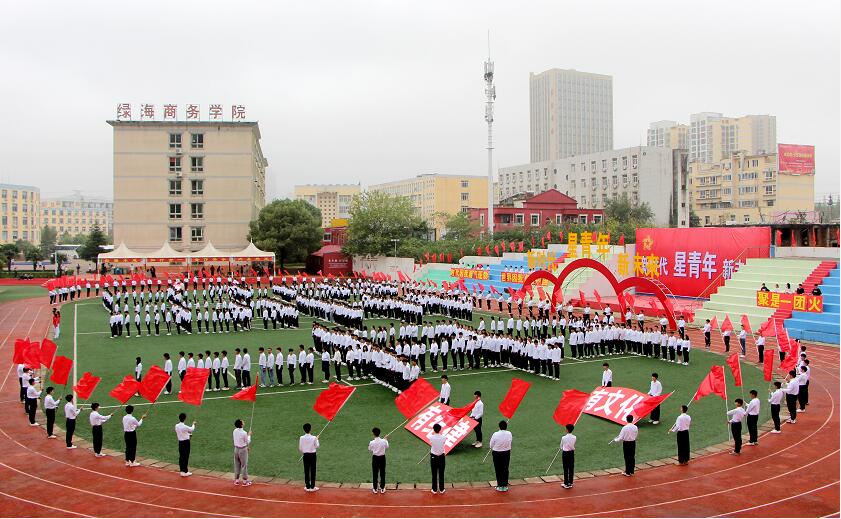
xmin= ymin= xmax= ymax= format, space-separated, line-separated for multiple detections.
xmin=520 ymin=258 xmax=678 ymax=330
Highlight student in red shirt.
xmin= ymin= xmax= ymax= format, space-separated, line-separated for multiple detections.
xmin=52 ymin=309 xmax=61 ymax=339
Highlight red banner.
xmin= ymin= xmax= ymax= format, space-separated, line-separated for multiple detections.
xmin=404 ymin=403 xmax=478 ymax=454
xmin=582 ymin=386 xmax=673 ymax=425
xmin=778 ymin=144 xmax=815 ymax=175
xmin=756 ymin=291 xmax=823 ymax=313
xmin=635 ymin=227 xmax=771 ymax=297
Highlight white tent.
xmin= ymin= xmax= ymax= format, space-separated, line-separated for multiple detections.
xmin=191 ymin=242 xmax=232 ymax=262
xmin=230 ymin=242 xmax=275 ymax=261
xmin=97 ymin=242 xmax=146 ymax=264
xmin=145 ymin=242 xmax=190 ymax=264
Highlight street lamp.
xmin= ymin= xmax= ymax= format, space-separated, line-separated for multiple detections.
xmin=390 ymin=238 xmax=400 ymax=257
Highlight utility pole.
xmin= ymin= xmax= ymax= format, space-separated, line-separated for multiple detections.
xmin=484 ymin=34 xmax=496 ymax=236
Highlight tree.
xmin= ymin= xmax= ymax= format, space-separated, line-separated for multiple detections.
xmin=440 ymin=211 xmax=478 ymax=241
xmin=689 ymin=207 xmax=701 ymax=227
xmin=40 ymin=226 xmax=58 ymax=259
xmin=21 ymin=242 xmax=44 ymax=270
xmin=248 ymin=199 xmax=323 ymax=270
xmin=0 ymin=243 xmax=19 ymax=272
xmin=603 ymin=194 xmax=654 ymax=224
xmin=78 ymin=224 xmax=108 ymax=262
xmin=344 ymin=191 xmax=428 ymax=256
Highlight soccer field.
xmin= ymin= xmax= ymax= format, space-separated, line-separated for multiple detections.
xmin=56 ymin=299 xmax=770 ymax=484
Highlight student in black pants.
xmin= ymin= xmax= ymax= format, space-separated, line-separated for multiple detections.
xmin=175 ymin=412 xmax=196 ymax=476
xmin=299 ymin=423 xmax=320 ymax=491
xmin=669 ymin=405 xmax=692 ymax=465
xmin=43 ymin=386 xmax=59 ymax=438
xmin=727 ymin=399 xmax=746 ymax=455
xmin=769 ymin=381 xmax=784 ymax=432
xmin=613 ymin=415 xmax=638 ymax=476
xmin=368 ymin=427 xmax=389 ymax=493
xmin=89 ymin=403 xmax=112 ymax=457
xmin=561 ymin=424 xmax=576 ymax=488
xmin=489 ymin=420 xmax=512 ymax=492
xmin=64 ymin=395 xmax=80 ymax=448
xmin=429 ymin=423 xmax=446 ymax=494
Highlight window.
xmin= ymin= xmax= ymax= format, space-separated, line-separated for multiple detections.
xmin=191 ymin=133 xmax=204 ymax=149
xmin=169 ymin=133 xmax=182 ymax=149
xmin=765 ymin=171 xmax=774 ymax=180
xmin=169 ymin=227 xmax=183 ymax=242
xmin=632 ymin=154 xmax=638 ymax=169
xmin=738 ymin=186 xmax=757 ymax=195
xmin=514 ymin=214 xmax=524 ymax=225
xmin=579 ymin=215 xmax=588 ymax=224
xmin=570 ymin=163 xmax=576 ymax=173
xmin=632 ymin=174 xmax=638 ymax=185
xmin=190 ymin=203 xmax=204 ymax=219
xmin=479 ymin=213 xmax=484 ymax=226
xmin=169 ymin=156 xmax=181 ymax=172
xmin=460 ymin=180 xmax=469 ymax=188
xmin=593 ymin=214 xmax=603 ymax=224
xmin=591 ymin=160 xmax=597 ymax=171
xmin=612 ymin=158 xmax=618 ymax=171
xmin=744 ymin=215 xmax=751 ymax=223
xmin=530 ymin=214 xmax=539 ymax=226
xmin=621 ymin=156 xmax=628 ymax=169
xmin=168 ymin=179 xmax=182 ymax=196
xmin=460 ymin=192 xmax=469 ymax=202
xmin=767 ymin=200 xmax=775 ymax=207
xmin=191 ymin=226 xmax=204 ymax=243
xmin=764 ymin=185 xmax=774 ymax=195
xmin=191 ymin=179 xmax=204 ymax=195
xmin=191 ymin=156 xmax=204 ymax=172
xmin=555 ymin=214 xmax=562 ymax=225
xmin=601 ymin=159 xmax=607 ymax=171
xmin=705 ymin=216 xmax=711 ymax=225
xmin=738 ymin=172 xmax=758 ymax=181
xmin=723 ymin=174 xmax=732 ymax=181
xmin=581 ymin=179 xmax=587 ymax=188
xmin=168 ymin=203 xmax=182 ymax=219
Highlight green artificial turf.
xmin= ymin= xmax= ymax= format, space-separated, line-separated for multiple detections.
xmin=0 ymin=285 xmax=46 ymax=303
xmin=53 ymin=300 xmax=769 ymax=484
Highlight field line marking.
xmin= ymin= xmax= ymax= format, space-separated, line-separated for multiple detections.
xmin=0 ymin=489 xmax=93 ymax=517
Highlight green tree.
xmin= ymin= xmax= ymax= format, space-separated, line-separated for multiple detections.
xmin=0 ymin=243 xmax=19 ymax=272
xmin=689 ymin=207 xmax=701 ymax=227
xmin=248 ymin=199 xmax=323 ymax=270
xmin=40 ymin=226 xmax=58 ymax=259
xmin=344 ymin=191 xmax=429 ymax=256
xmin=440 ymin=211 xmax=478 ymax=241
xmin=22 ymin=242 xmax=44 ymax=269
xmin=78 ymin=224 xmax=108 ymax=262
xmin=603 ymin=194 xmax=654 ymax=224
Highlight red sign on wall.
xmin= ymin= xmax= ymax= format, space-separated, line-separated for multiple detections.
xmin=757 ymin=291 xmax=823 ymax=313
xmin=778 ymin=144 xmax=815 ymax=175
xmin=634 ymin=227 xmax=771 ymax=298
xmin=405 ymin=403 xmax=478 ymax=454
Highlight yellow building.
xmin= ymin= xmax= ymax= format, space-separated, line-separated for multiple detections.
xmin=368 ymin=174 xmax=488 ymax=239
xmin=647 ymin=121 xmax=688 ymax=149
xmin=42 ymin=194 xmax=113 ymax=237
xmin=689 ymin=151 xmax=814 ymax=226
xmin=294 ymin=184 xmax=360 ymax=227
xmin=0 ymin=184 xmax=41 ymax=244
xmin=109 ymin=120 xmax=268 ymax=252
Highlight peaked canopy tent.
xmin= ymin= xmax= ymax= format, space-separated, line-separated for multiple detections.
xmin=145 ymin=242 xmax=190 ymax=265
xmin=97 ymin=242 xmax=276 ymax=276
xmin=191 ymin=242 xmax=232 ymax=265
xmin=96 ymin=243 xmax=146 ymax=265
xmin=229 ymin=242 xmax=276 ymax=276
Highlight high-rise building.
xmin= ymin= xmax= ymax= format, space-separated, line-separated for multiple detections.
xmin=529 ymin=68 xmax=613 ymax=162
xmin=689 ymin=150 xmax=814 ymax=226
xmin=498 ymin=146 xmax=689 ymax=227
xmin=368 ymin=174 xmax=488 ymax=240
xmin=0 ymin=184 xmax=41 ymax=244
xmin=109 ymin=120 xmax=268 ymax=252
xmin=294 ymin=184 xmax=361 ymax=227
xmin=687 ymin=112 xmax=776 ymax=163
xmin=647 ymin=120 xmax=689 ymax=149
xmin=42 ymin=194 xmax=113 ymax=237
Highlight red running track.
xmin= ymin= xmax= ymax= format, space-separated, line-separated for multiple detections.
xmin=0 ymin=297 xmax=837 ymax=517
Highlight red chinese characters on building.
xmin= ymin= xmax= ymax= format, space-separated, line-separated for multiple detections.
xmin=231 ymin=105 xmax=246 ymax=119
xmin=163 ymin=104 xmax=178 ymax=120
xmin=186 ymin=104 xmax=200 ymax=120
xmin=116 ymin=103 xmax=131 ymax=120
xmin=140 ymin=104 xmax=155 ymax=120
xmin=208 ymin=104 xmax=223 ymax=120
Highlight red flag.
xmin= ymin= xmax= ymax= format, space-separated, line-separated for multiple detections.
xmin=395 ymin=378 xmax=440 ymax=419
xmin=618 ymin=234 xmax=625 ymax=246
xmin=710 ymin=315 xmax=719 ymax=330
xmin=536 ymin=286 xmax=547 ymax=300
xmin=625 ymin=293 xmax=636 ymax=310
xmin=477 ymin=282 xmax=485 ymax=292
xmin=693 ymin=365 xmax=727 ymax=401
xmin=593 ymin=289 xmax=602 ymax=305
xmin=509 ymin=241 xmax=515 ymax=252
xmin=485 ymin=245 xmax=491 ymax=256
xmin=578 ymin=290 xmax=587 ymax=306
xmin=313 ymin=383 xmax=356 ymax=421
xmin=73 ymin=372 xmax=101 ymax=400
xmin=424 ymin=251 xmax=430 ymax=261
xmin=109 ymin=375 xmax=141 ymax=404
xmin=178 ymin=368 xmax=211 ymax=406
xmin=517 ymin=241 xmax=524 ymax=252
xmin=447 ymin=252 xmax=452 ymax=263
xmin=498 ymin=378 xmax=531 ymax=419
xmin=506 ymin=286 xmax=517 ymax=299
xmin=725 ymin=353 xmax=743 ymax=387
xmin=648 ymin=299 xmax=658 ymax=311
xmin=632 ymin=392 xmax=674 ymax=421
xmin=138 ymin=365 xmax=170 ymax=402
xmin=757 ymin=318 xmax=775 ymax=337
xmin=476 ymin=246 xmax=482 ymax=256
xmin=494 ymin=245 xmax=500 ymax=256
xmin=13 ymin=338 xmax=30 ymax=364
xmin=49 ymin=356 xmax=73 ymax=385
xmin=763 ymin=349 xmax=775 ymax=381
xmin=720 ymin=315 xmax=734 ymax=332
xmin=780 ymin=350 xmax=797 ymax=374
xmin=541 ymin=237 xmax=545 ymax=248
xmin=22 ymin=340 xmax=40 ymax=369
xmin=231 ymin=378 xmax=258 ymax=402
xmin=558 ymin=231 xmax=563 ymax=242
xmin=39 ymin=338 xmax=57 ymax=368
xmin=443 ymin=398 xmax=478 ymax=425
xmin=552 ymin=389 xmax=590 ymax=426
xmin=489 ymin=285 xmax=500 ymax=295
xmin=740 ymin=314 xmax=752 ymax=334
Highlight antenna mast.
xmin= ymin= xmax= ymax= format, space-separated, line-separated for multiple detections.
xmin=484 ymin=32 xmax=496 ymax=236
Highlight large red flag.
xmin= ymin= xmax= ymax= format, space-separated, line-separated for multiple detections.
xmin=757 ymin=318 xmax=775 ymax=337
xmin=720 ymin=315 xmax=734 ymax=332
xmin=724 ymin=353 xmax=743 ymax=386
xmin=313 ymin=383 xmax=356 ymax=421
xmin=178 ymin=368 xmax=211 ymax=406
xmin=50 ymin=356 xmax=73 ymax=385
xmin=509 ymin=242 xmax=515 ymax=252
xmin=763 ymin=349 xmax=775 ymax=381
xmin=625 ymin=293 xmax=636 ymax=311
xmin=395 ymin=378 xmax=440 ymax=419
xmin=485 ymin=245 xmax=491 ymax=256
xmin=498 ymin=378 xmax=532 ymax=419
xmin=740 ymin=314 xmax=752 ymax=334
xmin=39 ymin=338 xmax=57 ymax=368
xmin=693 ymin=365 xmax=727 ymax=401
xmin=632 ymin=392 xmax=674 ymax=421
xmin=109 ymin=375 xmax=141 ymax=404
xmin=22 ymin=340 xmax=41 ymax=369
xmin=73 ymin=372 xmax=101 ymax=400
xmin=780 ymin=351 xmax=797 ymax=374
xmin=138 ymin=365 xmax=170 ymax=402
xmin=710 ymin=315 xmax=719 ymax=330
xmin=443 ymin=398 xmax=478 ymax=426
xmin=552 ymin=389 xmax=590 ymax=426
xmin=476 ymin=246 xmax=483 ymax=256
xmin=231 ymin=378 xmax=258 ymax=402
xmin=12 ymin=338 xmax=29 ymax=364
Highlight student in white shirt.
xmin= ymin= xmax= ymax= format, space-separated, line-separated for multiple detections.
xmin=784 ymin=370 xmax=800 ymax=423
xmin=25 ymin=378 xmax=41 ymax=426
xmin=746 ymin=390 xmax=761 ymax=446
xmin=669 ymin=405 xmax=691 ymax=464
xmin=233 ymin=418 xmax=252 ymax=486
xmin=63 ymin=394 xmax=81 ymax=448
xmin=613 ymin=415 xmax=639 ymax=476
xmin=175 ymin=412 xmax=196 ymax=476
xmin=89 ymin=403 xmax=112 ymax=457
xmin=601 ymin=363 xmax=613 ymax=387
xmin=368 ymin=427 xmax=389 ymax=493
xmin=738 ymin=327 xmax=747 ymax=357
xmin=648 ymin=373 xmax=663 ymax=424
xmin=439 ymin=375 xmax=451 ymax=405
xmin=299 ymin=422 xmax=320 ymax=491
xmin=122 ymin=405 xmax=144 ymax=466
xmin=560 ymin=423 xmax=576 ymax=488
xmin=768 ymin=381 xmax=784 ymax=433
xmin=470 ymin=391 xmax=484 ymax=448
xmin=727 ymin=398 xmax=746 ymax=454
xmin=241 ymin=348 xmax=252 ymax=388
xmin=429 ymin=423 xmax=447 ymax=494
xmin=489 ymin=420 xmax=512 ymax=492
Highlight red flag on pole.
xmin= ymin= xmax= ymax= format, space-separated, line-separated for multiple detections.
xmin=138 ymin=365 xmax=171 ymax=402
xmin=740 ymin=314 xmax=752 ymax=334
xmin=447 ymin=252 xmax=452 ymax=263
xmin=578 ymin=290 xmax=587 ymax=306
xmin=710 ymin=315 xmax=719 ymax=330
xmin=693 ymin=365 xmax=727 ymax=401
xmin=720 ymin=315 xmax=734 ymax=332
xmin=593 ymin=289 xmax=602 ymax=305
xmin=625 ymin=293 xmax=635 ymax=310
xmin=395 ymin=378 xmax=440 ymax=419
xmin=763 ymin=349 xmax=775 ymax=381
xmin=231 ymin=379 xmax=258 ymax=402
xmin=552 ymin=389 xmax=590 ymax=426
xmin=313 ymin=383 xmax=356 ymax=421
xmin=632 ymin=392 xmax=674 ymax=421
xmin=22 ymin=340 xmax=40 ymax=369
xmin=780 ymin=350 xmax=797 ymax=373
xmin=558 ymin=231 xmax=563 ymax=242
xmin=109 ymin=375 xmax=141 ymax=404
xmin=476 ymin=246 xmax=482 ymax=256
xmin=73 ymin=372 xmax=101 ymax=400
xmin=49 ymin=356 xmax=73 ymax=385
xmin=757 ymin=317 xmax=775 ymax=337
xmin=545 ymin=230 xmax=551 ymax=242
xmin=494 ymin=245 xmax=500 ymax=256
xmin=518 ymin=241 xmax=524 ymax=252
xmin=485 ymin=245 xmax=491 ymax=255
xmin=443 ymin=398 xmax=478 ymax=425
xmin=541 ymin=237 xmax=545 ymax=248
xmin=498 ymin=378 xmax=532 ymax=419
xmin=618 ymin=234 xmax=625 ymax=246
xmin=509 ymin=242 xmax=515 ymax=252
xmin=39 ymin=338 xmax=57 ymax=368
xmin=178 ymin=368 xmax=211 ymax=406
xmin=725 ymin=353 xmax=743 ymax=387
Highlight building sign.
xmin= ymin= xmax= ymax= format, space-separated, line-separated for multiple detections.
xmin=563 ymin=232 xmax=611 ymax=259
xmin=500 ymin=271 xmax=550 ymax=286
xmin=778 ymin=144 xmax=815 ymax=176
xmin=449 ymin=267 xmax=490 ymax=280
xmin=583 ymin=386 xmax=673 ymax=425
xmin=116 ymin=103 xmax=247 ymax=122
xmin=757 ymin=291 xmax=823 ymax=313
xmin=404 ymin=403 xmax=478 ymax=454
xmin=634 ymin=227 xmax=771 ymax=298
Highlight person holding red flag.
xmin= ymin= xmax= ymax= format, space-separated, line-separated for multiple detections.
xmin=89 ymin=403 xmax=113 ymax=457
xmin=726 ymin=398 xmax=746 ymax=455
xmin=175 ymin=412 xmax=196 ymax=477
xmin=612 ymin=415 xmax=639 ymax=476
xmin=232 ymin=418 xmax=252 ymax=486
xmin=368 ymin=427 xmax=389 ymax=494
xmin=745 ymin=390 xmax=761 ymax=446
xmin=489 ymin=420 xmax=512 ymax=492
xmin=64 ymin=395 xmax=81 ymax=449
xmin=768 ymin=381 xmax=784 ymax=433
xmin=783 ymin=370 xmax=800 ymax=424
xmin=122 ymin=405 xmax=144 ymax=467
xmin=43 ymin=387 xmax=60 ymax=438
xmin=668 ymin=405 xmax=692 ymax=465
xmin=299 ymin=423 xmax=320 ymax=492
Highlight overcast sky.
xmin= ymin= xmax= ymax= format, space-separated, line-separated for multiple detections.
xmin=0 ymin=0 xmax=838 ymax=201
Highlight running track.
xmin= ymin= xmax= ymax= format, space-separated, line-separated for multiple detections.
xmin=0 ymin=297 xmax=838 ymax=517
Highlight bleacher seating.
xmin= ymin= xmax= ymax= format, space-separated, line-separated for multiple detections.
xmin=785 ymin=264 xmax=839 ymax=344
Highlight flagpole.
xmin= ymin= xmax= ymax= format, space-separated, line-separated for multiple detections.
xmin=385 ymin=396 xmax=440 ymax=438
xmin=299 ymin=420 xmax=332 ymax=462
xmin=723 ymin=383 xmax=731 ymax=440
xmin=545 ymin=444 xmax=562 ymax=475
